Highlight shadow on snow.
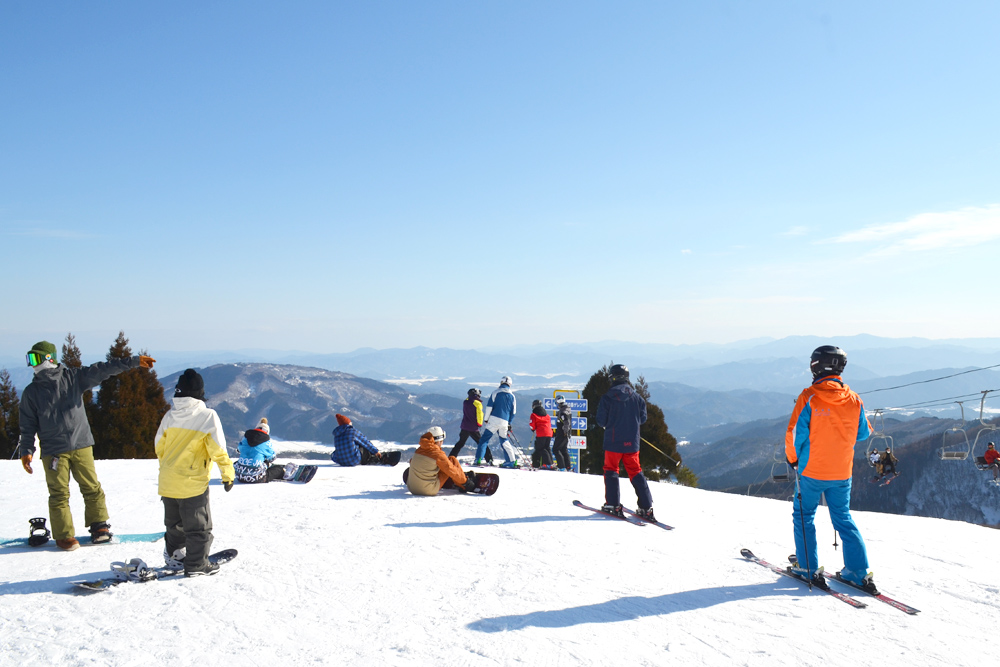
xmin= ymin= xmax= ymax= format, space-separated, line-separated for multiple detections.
xmin=468 ymin=582 xmax=811 ymax=631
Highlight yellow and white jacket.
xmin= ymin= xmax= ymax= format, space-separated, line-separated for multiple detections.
xmin=155 ymin=396 xmax=234 ymax=499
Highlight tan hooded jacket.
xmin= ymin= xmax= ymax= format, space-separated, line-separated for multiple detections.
xmin=407 ymin=432 xmax=467 ymax=496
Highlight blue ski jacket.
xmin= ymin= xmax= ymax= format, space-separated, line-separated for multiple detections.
xmin=331 ymin=423 xmax=378 ymax=466
xmin=596 ymin=383 xmax=647 ymax=454
xmin=484 ymin=385 xmax=516 ymax=424
xmin=237 ymin=429 xmax=275 ymax=465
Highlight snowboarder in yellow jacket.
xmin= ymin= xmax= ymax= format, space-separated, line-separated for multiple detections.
xmin=154 ymin=369 xmax=234 ymax=576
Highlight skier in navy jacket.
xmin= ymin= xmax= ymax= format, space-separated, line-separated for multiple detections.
xmin=595 ymin=364 xmax=655 ymax=521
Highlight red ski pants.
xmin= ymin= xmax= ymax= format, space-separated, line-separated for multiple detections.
xmin=603 ymin=451 xmax=642 ymax=479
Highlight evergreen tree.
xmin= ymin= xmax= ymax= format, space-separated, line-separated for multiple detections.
xmin=62 ymin=332 xmax=95 ymax=413
xmin=89 ymin=331 xmax=170 ymax=459
xmin=581 ymin=363 xmax=697 ymax=487
xmin=0 ymin=369 xmax=19 ymax=460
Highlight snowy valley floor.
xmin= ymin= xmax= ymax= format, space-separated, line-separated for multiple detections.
xmin=1 ymin=456 xmax=998 ymax=667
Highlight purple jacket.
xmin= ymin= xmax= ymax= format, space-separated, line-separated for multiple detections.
xmin=461 ymin=398 xmax=484 ymax=432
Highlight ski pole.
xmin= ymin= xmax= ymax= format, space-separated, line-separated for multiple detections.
xmin=794 ymin=468 xmax=813 ymax=590
xmin=640 ymin=437 xmax=679 ymax=465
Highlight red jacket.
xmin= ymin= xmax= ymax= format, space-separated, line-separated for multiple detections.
xmin=985 ymin=448 xmax=1000 ymax=465
xmin=529 ymin=411 xmax=553 ymax=437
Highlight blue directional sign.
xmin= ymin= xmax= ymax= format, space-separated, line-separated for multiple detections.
xmin=549 ymin=416 xmax=587 ymax=430
xmin=542 ymin=398 xmax=588 ymax=411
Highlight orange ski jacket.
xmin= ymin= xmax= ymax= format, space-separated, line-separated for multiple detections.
xmin=785 ymin=376 xmax=872 ymax=481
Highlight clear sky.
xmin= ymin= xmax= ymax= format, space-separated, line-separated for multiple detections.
xmin=2 ymin=1 xmax=999 ymax=357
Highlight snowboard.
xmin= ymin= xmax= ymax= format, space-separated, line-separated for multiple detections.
xmin=289 ymin=464 xmax=318 ymax=483
xmin=401 ymin=468 xmax=499 ymax=495
xmin=378 ymin=450 xmax=402 ymax=466
xmin=0 ymin=531 xmax=164 ymax=550
xmin=72 ymin=549 xmax=238 ymax=592
xmin=469 ymin=472 xmax=500 ymax=496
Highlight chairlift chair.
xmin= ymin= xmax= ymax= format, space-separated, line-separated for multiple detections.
xmin=939 ymin=401 xmax=971 ymax=461
xmin=969 ymin=390 xmax=999 ymax=470
xmin=770 ymin=445 xmax=792 ymax=483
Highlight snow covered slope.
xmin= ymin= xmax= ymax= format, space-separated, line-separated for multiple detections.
xmin=1 ymin=458 xmax=997 ymax=666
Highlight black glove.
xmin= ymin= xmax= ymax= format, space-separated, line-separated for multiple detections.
xmin=224 ymin=481 xmax=233 ymax=492
xmin=462 ymin=478 xmax=476 ymax=493
xmin=786 ymin=458 xmax=798 ymax=469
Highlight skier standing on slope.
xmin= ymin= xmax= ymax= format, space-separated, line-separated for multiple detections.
xmin=552 ymin=395 xmax=573 ymax=471
xmin=17 ymin=340 xmax=155 ymax=550
xmin=406 ymin=427 xmax=479 ymax=496
xmin=475 ymin=377 xmax=519 ymax=468
xmin=331 ymin=414 xmax=382 ymax=466
xmin=595 ymin=365 xmax=654 ymax=520
xmin=529 ymin=399 xmax=554 ymax=468
xmin=154 ymin=369 xmax=235 ymax=577
xmin=234 ymin=418 xmax=297 ymax=483
xmin=785 ymin=345 xmax=876 ymax=592
xmin=448 ymin=388 xmax=492 ymax=465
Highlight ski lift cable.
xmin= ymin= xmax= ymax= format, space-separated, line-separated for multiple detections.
xmin=872 ymin=388 xmax=1000 ymax=413
xmin=859 ymin=363 xmax=1000 ymax=396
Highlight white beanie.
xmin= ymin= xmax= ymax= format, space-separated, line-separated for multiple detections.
xmin=256 ymin=418 xmax=270 ymax=434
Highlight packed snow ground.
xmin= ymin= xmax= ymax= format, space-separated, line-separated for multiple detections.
xmin=1 ymin=449 xmax=998 ymax=667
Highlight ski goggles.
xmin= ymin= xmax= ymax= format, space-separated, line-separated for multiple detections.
xmin=26 ymin=351 xmax=55 ymax=367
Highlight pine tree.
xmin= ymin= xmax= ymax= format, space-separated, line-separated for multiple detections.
xmin=581 ymin=363 xmax=697 ymax=487
xmin=62 ymin=332 xmax=95 ymax=412
xmin=89 ymin=331 xmax=170 ymax=459
xmin=0 ymin=369 xmax=20 ymax=460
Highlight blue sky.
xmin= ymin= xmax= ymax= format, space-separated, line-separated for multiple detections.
xmin=2 ymin=1 xmax=999 ymax=358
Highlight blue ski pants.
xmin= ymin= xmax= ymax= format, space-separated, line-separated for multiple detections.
xmin=792 ymin=475 xmax=869 ymax=578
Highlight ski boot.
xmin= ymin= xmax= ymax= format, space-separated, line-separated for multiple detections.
xmin=28 ymin=517 xmax=51 ymax=547
xmin=600 ymin=503 xmax=625 ymax=518
xmin=498 ymin=461 xmax=520 ymax=469
xmin=635 ymin=507 xmax=657 ymax=523
xmin=839 ymin=569 xmax=880 ymax=595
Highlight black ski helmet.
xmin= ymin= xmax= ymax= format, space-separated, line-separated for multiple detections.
xmin=810 ymin=345 xmax=847 ymax=379
xmin=468 ymin=387 xmax=481 ymax=400
xmin=609 ymin=364 xmax=630 ymax=385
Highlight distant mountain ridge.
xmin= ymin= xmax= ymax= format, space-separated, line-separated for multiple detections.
xmin=158 ymin=363 xmax=461 ymax=447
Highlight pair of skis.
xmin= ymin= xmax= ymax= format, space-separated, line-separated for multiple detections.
xmin=740 ymin=549 xmax=920 ymax=614
xmin=572 ymin=500 xmax=674 ymax=530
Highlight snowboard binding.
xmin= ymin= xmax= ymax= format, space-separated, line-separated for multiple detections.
xmin=28 ymin=517 xmax=51 ymax=547
xmin=110 ymin=558 xmax=157 ymax=582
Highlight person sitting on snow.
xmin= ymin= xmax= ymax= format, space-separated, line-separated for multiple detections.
xmin=234 ymin=418 xmax=297 ymax=483
xmin=405 ymin=427 xmax=478 ymax=496
xmin=331 ymin=414 xmax=382 ymax=466
xmin=984 ymin=442 xmax=1000 ymax=481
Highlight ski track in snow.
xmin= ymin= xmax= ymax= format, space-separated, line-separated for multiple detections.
xmin=1 ymin=459 xmax=998 ymax=666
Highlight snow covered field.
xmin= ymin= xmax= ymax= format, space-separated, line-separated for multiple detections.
xmin=1 ymin=454 xmax=998 ymax=667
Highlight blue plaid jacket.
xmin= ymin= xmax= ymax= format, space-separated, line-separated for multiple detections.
xmin=331 ymin=423 xmax=378 ymax=466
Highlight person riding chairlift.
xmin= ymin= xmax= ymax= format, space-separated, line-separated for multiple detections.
xmin=869 ymin=448 xmax=883 ymax=478
xmin=880 ymin=447 xmax=898 ymax=478
xmin=984 ymin=442 xmax=1000 ymax=481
